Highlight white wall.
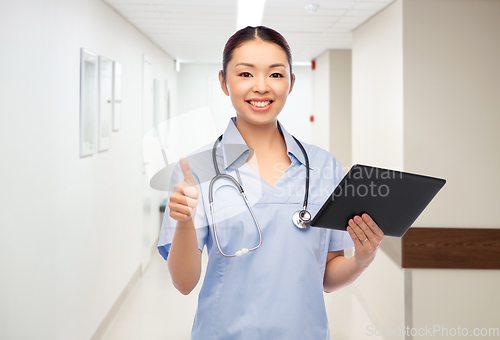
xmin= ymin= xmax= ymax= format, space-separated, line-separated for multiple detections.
xmin=352 ymin=0 xmax=404 ymax=171
xmin=177 ymin=62 xmax=312 ymax=143
xmin=403 ymin=0 xmax=500 ymax=336
xmin=329 ymin=50 xmax=352 ymax=169
xmin=403 ymin=0 xmax=500 ymax=228
xmin=311 ymin=49 xmax=353 ymax=171
xmin=0 ymin=2 xmax=58 ymax=339
xmin=311 ymin=51 xmax=331 ymax=151
xmin=352 ymin=0 xmax=500 ymax=338
xmin=351 ymin=1 xmax=405 ymax=337
xmin=0 ymin=1 xmax=176 ymax=339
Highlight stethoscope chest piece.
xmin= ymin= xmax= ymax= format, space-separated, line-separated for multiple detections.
xmin=293 ymin=209 xmax=312 ymax=229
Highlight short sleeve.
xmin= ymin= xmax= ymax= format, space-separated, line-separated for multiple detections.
xmin=328 ymin=157 xmax=355 ymax=251
xmin=157 ymin=162 xmax=209 ymax=261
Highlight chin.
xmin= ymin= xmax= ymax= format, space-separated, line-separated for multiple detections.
xmin=237 ymin=112 xmax=279 ymax=125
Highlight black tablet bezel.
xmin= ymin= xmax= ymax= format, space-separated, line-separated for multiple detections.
xmin=309 ymin=164 xmax=446 ymax=237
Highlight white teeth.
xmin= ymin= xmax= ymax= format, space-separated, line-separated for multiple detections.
xmin=249 ymin=100 xmax=271 ymax=107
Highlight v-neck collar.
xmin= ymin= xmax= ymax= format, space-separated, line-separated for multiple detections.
xmin=221 ymin=117 xmax=312 ymax=172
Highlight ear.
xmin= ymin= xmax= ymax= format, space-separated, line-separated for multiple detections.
xmin=218 ymin=70 xmax=229 ymax=96
xmin=288 ymin=73 xmax=296 ymax=95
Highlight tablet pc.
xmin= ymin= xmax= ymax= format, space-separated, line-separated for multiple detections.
xmin=309 ymin=164 xmax=446 ymax=237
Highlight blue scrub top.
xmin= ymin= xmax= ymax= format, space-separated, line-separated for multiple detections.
xmin=158 ymin=117 xmax=354 ymax=340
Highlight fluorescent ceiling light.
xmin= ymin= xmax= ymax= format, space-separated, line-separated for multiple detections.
xmin=237 ymin=0 xmax=266 ymax=31
xmin=293 ymin=61 xmax=312 ymax=67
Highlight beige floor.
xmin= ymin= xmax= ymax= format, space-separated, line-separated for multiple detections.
xmin=102 ymin=250 xmax=375 ymax=340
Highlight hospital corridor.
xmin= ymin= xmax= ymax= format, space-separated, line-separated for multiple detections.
xmin=1 ymin=0 xmax=499 ymax=339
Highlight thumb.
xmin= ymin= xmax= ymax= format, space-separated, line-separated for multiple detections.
xmin=179 ymin=156 xmax=196 ymax=186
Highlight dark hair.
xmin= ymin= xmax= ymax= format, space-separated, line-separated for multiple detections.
xmin=221 ymin=26 xmax=293 ymax=83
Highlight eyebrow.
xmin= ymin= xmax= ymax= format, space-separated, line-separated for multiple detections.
xmin=234 ymin=62 xmax=286 ymax=69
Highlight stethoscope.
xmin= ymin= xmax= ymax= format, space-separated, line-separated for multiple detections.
xmin=209 ymin=132 xmax=311 ymax=257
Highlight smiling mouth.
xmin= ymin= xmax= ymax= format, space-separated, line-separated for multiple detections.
xmin=246 ymin=100 xmax=273 ymax=107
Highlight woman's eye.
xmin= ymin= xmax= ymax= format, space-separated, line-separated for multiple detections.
xmin=270 ymin=73 xmax=284 ymax=78
xmin=239 ymin=72 xmax=251 ymax=77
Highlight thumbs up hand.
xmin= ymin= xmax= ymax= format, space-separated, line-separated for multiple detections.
xmin=168 ymin=157 xmax=199 ymax=222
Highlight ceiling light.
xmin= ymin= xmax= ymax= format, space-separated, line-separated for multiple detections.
xmin=293 ymin=61 xmax=312 ymax=67
xmin=305 ymin=4 xmax=319 ymax=13
xmin=237 ymin=0 xmax=267 ymax=30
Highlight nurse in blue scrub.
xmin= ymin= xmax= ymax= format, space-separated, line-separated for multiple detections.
xmin=158 ymin=26 xmax=384 ymax=339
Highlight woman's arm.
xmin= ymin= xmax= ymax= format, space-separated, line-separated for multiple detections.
xmin=166 ymin=157 xmax=203 ymax=295
xmin=323 ymin=213 xmax=384 ymax=293
xmin=323 ymin=251 xmax=368 ymax=293
xmin=167 ymin=219 xmax=202 ymax=295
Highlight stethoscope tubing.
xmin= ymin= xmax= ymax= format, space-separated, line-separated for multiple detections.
xmin=209 ymin=131 xmax=310 ymax=257
xmin=291 ymin=135 xmax=309 ymax=210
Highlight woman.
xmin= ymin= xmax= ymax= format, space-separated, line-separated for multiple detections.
xmin=158 ymin=26 xmax=384 ymax=339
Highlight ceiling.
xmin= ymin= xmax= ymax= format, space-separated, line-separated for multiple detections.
xmin=103 ymin=0 xmax=394 ymax=64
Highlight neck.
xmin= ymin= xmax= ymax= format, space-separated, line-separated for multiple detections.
xmin=234 ymin=115 xmax=284 ymax=154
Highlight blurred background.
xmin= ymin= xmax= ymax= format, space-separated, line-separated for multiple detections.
xmin=0 ymin=0 xmax=499 ymax=339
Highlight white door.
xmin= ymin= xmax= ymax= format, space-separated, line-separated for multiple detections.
xmin=142 ymin=55 xmax=154 ymax=272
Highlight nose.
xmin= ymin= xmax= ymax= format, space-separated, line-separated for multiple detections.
xmin=252 ymin=75 xmax=269 ymax=94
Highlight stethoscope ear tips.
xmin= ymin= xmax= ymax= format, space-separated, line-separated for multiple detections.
xmin=293 ymin=209 xmax=312 ymax=229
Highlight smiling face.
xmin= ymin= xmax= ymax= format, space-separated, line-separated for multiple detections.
xmin=218 ymin=39 xmax=295 ymax=127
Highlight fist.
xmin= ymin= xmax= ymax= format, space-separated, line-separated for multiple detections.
xmin=168 ymin=157 xmax=199 ymax=221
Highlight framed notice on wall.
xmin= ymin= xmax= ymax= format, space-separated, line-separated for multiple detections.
xmin=79 ymin=48 xmax=98 ymax=157
xmin=98 ymin=56 xmax=113 ymax=151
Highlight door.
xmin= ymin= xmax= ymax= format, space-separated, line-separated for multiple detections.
xmin=142 ymin=54 xmax=154 ymax=272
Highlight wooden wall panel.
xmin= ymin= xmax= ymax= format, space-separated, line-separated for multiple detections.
xmin=401 ymin=228 xmax=500 ymax=269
